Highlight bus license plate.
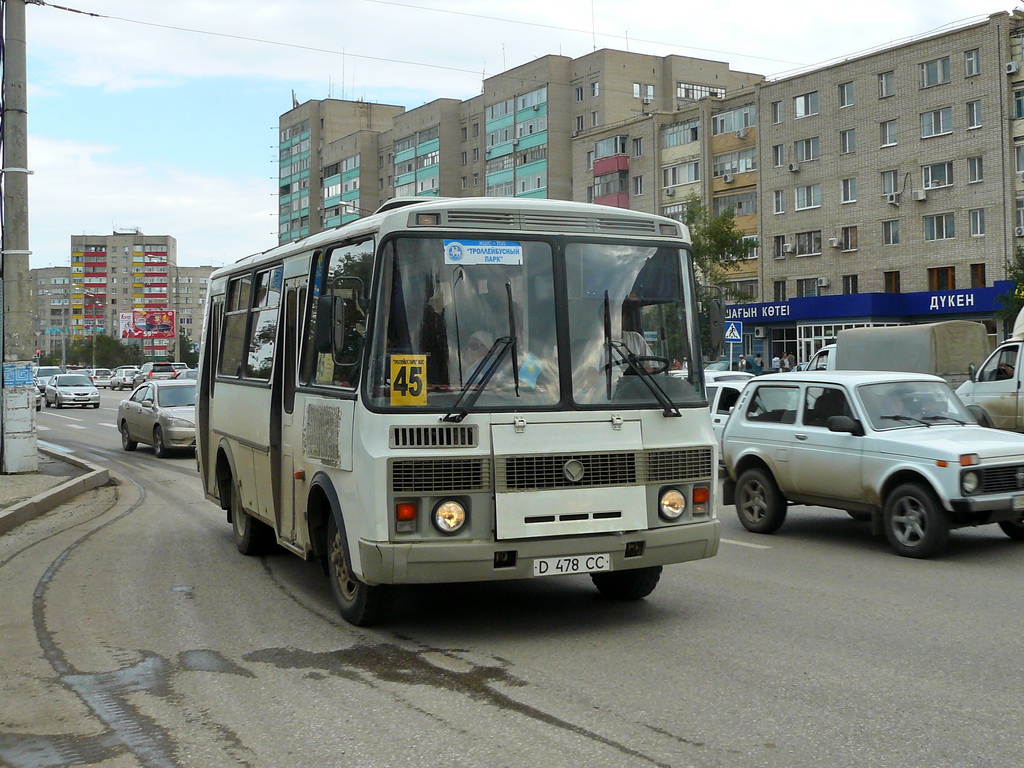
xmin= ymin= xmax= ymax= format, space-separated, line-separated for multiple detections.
xmin=533 ymin=554 xmax=611 ymax=577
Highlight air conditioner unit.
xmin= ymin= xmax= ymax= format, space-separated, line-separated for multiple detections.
xmin=642 ymin=97 xmax=653 ymax=105
xmin=787 ymin=162 xmax=800 ymax=172
xmin=1016 ymin=226 xmax=1024 ymax=237
xmin=735 ymin=129 xmax=747 ymax=139
xmin=827 ymin=237 xmax=840 ymax=248
xmin=912 ymin=189 xmax=927 ymax=201
xmin=722 ymin=173 xmax=734 ymax=183
xmin=817 ymin=277 xmax=830 ymax=288
xmin=533 ymin=104 xmax=540 ymax=111
xmin=885 ymin=192 xmax=901 ymax=205
xmin=753 ymin=327 xmax=766 ymax=338
xmin=664 ymin=187 xmax=675 ymax=196
xmin=783 ymin=243 xmax=795 ymax=254
xmin=1008 ymin=61 xmax=1020 ymax=75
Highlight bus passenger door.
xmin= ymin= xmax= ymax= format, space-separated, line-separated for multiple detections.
xmin=275 ymin=278 xmax=305 ymax=545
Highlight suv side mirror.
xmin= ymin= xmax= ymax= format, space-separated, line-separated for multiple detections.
xmin=827 ymin=415 xmax=864 ymax=436
xmin=967 ymin=362 xmax=976 ymax=383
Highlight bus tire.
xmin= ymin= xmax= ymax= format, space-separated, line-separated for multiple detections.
xmin=591 ymin=565 xmax=662 ymax=600
xmin=326 ymin=514 xmax=388 ymax=626
xmin=232 ymin=482 xmax=273 ymax=556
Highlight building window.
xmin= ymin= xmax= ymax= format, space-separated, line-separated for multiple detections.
xmin=590 ymin=81 xmax=599 ymax=97
xmin=970 ymin=263 xmax=986 ymax=288
xmin=662 ymin=119 xmax=700 ymax=147
xmin=663 ymin=160 xmax=700 ymax=187
xmin=841 ymin=178 xmax=857 ymax=203
xmin=840 ymin=129 xmax=856 ymax=154
xmin=838 ymin=81 xmax=855 ymax=108
xmin=881 ymin=170 xmax=899 ymax=195
xmin=882 ymin=219 xmax=900 ymax=245
xmin=574 ymin=86 xmax=584 ymax=101
xmin=924 ymin=213 xmax=955 ymax=241
xmin=794 ymin=92 xmax=819 ymax=119
xmin=841 ymin=225 xmax=858 ymax=251
xmin=923 ymin=161 xmax=953 ymax=188
xmin=771 ymin=101 xmax=782 ymax=124
xmin=920 ymin=57 xmax=951 ymax=87
xmin=795 ymin=184 xmax=821 ymax=210
xmin=795 ymin=230 xmax=822 ymax=256
xmin=966 ymin=100 xmax=982 ymax=129
xmin=842 ymin=274 xmax=859 ymax=294
xmin=773 ymin=280 xmax=787 ymax=301
xmin=794 ymin=137 xmax=820 ymax=162
xmin=632 ymin=175 xmax=643 ymax=196
xmin=878 ymin=70 xmax=895 ymax=98
xmin=633 ymin=137 xmax=643 ymax=156
xmin=591 ymin=111 xmax=600 ymax=127
xmin=575 ymin=115 xmax=584 ymax=133
xmin=772 ymin=144 xmax=785 ymax=167
xmin=965 ymin=48 xmax=980 ymax=77
xmin=1017 ymin=144 xmax=1024 ymax=173
xmin=928 ymin=266 xmax=955 ymax=291
xmin=460 ymin=151 xmax=467 ymax=165
xmin=461 ymin=176 xmax=467 ymax=190
xmin=921 ymin=108 xmax=953 ymax=138
xmin=969 ymin=209 xmax=985 ymax=236
xmin=711 ymin=105 xmax=756 ymax=135
xmin=1016 ymin=89 xmax=1024 ymax=119
xmin=796 ymin=278 xmax=819 ymax=298
xmin=880 ymin=119 xmax=897 ymax=146
xmin=884 ymin=271 xmax=901 ymax=293
xmin=773 ymin=235 xmax=787 ymax=259
xmin=773 ymin=189 xmax=785 ymax=214
xmin=967 ymin=156 xmax=983 ymax=183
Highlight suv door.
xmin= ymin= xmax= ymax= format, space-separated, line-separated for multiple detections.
xmin=787 ymin=385 xmax=864 ymax=502
xmin=736 ymin=383 xmax=802 ymax=489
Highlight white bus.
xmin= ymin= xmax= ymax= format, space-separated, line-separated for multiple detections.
xmin=197 ymin=197 xmax=725 ymax=625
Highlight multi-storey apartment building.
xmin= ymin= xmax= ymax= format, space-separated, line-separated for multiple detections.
xmin=29 ymin=232 xmax=215 ymax=361
xmin=279 ymin=10 xmax=1022 ymax=363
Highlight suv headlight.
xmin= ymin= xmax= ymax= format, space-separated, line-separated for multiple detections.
xmin=961 ymin=471 xmax=980 ymax=495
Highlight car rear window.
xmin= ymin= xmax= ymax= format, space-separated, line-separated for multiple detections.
xmin=152 ymin=363 xmax=176 ymax=373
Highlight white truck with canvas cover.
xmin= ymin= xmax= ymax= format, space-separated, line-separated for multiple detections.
xmin=957 ymin=307 xmax=1024 ymax=431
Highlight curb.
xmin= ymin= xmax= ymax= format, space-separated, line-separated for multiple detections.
xmin=0 ymin=447 xmax=114 ymax=535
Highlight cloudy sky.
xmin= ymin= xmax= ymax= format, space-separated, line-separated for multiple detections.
xmin=25 ymin=0 xmax=1005 ymax=268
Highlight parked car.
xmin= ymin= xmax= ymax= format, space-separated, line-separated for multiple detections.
xmin=44 ymin=373 xmax=100 ymax=409
xmin=87 ymin=367 xmax=114 ymax=388
xmin=173 ymin=368 xmax=198 ymax=380
xmin=110 ymin=366 xmax=140 ymax=391
xmin=132 ymin=361 xmax=178 ymax=389
xmin=117 ymin=379 xmax=197 ymax=458
xmin=706 ymin=376 xmax=752 ymax=458
xmin=34 ymin=365 xmax=63 ymax=392
xmin=721 ymin=371 xmax=1024 ymax=558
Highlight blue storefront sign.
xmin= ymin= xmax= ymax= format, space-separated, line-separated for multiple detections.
xmin=726 ymin=282 xmax=1014 ymax=324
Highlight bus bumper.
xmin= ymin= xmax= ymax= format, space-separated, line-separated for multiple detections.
xmin=357 ymin=518 xmax=721 ymax=585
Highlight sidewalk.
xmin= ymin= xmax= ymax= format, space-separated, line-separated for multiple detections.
xmin=1 ymin=447 xmax=112 ymax=534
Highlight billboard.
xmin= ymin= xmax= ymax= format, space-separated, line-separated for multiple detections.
xmin=119 ymin=310 xmax=176 ymax=339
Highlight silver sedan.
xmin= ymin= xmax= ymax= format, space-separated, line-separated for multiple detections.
xmin=44 ymin=373 xmax=100 ymax=409
xmin=117 ymin=380 xmax=196 ymax=458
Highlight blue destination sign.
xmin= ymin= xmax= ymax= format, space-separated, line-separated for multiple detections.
xmin=726 ymin=282 xmax=1013 ymax=324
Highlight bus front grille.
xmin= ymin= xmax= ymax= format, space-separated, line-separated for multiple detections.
xmin=390 ymin=425 xmax=478 ymax=449
xmin=390 ymin=458 xmax=492 ymax=493
xmin=496 ymin=447 xmax=714 ymax=492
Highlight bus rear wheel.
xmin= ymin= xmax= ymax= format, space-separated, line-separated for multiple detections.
xmin=326 ymin=514 xmax=388 ymax=626
xmin=591 ymin=565 xmax=662 ymax=600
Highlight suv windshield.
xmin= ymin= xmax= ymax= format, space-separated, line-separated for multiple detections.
xmin=858 ymin=380 xmax=973 ymax=430
xmin=362 ymin=236 xmax=702 ymax=412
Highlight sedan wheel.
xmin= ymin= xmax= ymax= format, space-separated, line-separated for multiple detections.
xmin=120 ymin=420 xmax=138 ymax=451
xmin=153 ymin=426 xmax=169 ymax=458
xmin=883 ymin=483 xmax=949 ymax=558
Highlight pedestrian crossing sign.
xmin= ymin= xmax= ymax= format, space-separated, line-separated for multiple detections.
xmin=725 ymin=321 xmax=743 ymax=344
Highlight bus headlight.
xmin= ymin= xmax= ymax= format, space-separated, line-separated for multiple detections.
xmin=961 ymin=471 xmax=980 ymax=495
xmin=433 ymin=500 xmax=467 ymax=534
xmin=659 ymin=489 xmax=686 ymax=521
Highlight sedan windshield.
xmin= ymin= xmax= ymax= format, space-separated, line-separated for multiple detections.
xmin=56 ymin=375 xmax=92 ymax=387
xmin=858 ymin=380 xmax=974 ymax=430
xmin=157 ymin=384 xmax=196 ymax=408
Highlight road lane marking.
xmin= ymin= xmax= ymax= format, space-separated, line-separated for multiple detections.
xmin=101 ymin=423 xmax=118 ymax=428
xmin=43 ymin=413 xmax=83 ymax=422
xmin=720 ymin=538 xmax=772 ymax=550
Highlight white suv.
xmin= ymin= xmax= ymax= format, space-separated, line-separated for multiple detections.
xmin=721 ymin=371 xmax=1024 ymax=558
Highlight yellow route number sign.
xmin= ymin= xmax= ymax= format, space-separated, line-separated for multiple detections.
xmin=390 ymin=355 xmax=427 ymax=406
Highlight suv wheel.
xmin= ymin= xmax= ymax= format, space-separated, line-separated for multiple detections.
xmin=883 ymin=483 xmax=949 ymax=558
xmin=735 ymin=466 xmax=787 ymax=534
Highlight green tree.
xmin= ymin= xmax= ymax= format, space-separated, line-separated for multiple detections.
xmin=995 ymin=245 xmax=1024 ymax=328
xmin=682 ymin=192 xmax=755 ymax=301
xmin=166 ymin=330 xmax=200 ymax=367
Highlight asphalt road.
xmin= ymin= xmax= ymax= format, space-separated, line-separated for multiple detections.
xmin=1 ymin=389 xmax=1021 ymax=767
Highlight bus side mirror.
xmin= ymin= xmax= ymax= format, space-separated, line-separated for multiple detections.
xmin=706 ymin=298 xmax=725 ymax=360
xmin=315 ymin=295 xmax=345 ymax=354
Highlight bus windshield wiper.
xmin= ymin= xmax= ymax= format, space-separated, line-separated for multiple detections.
xmin=608 ymin=340 xmax=682 ymax=417
xmin=442 ymin=336 xmax=516 ymax=423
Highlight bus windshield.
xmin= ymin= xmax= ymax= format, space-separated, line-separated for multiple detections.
xmin=365 ymin=236 xmax=702 ymax=411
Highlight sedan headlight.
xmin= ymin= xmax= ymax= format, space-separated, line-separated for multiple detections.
xmin=167 ymin=417 xmax=194 ymax=429
xmin=659 ymin=488 xmax=686 ymax=521
xmin=432 ymin=500 xmax=467 ymax=534
xmin=961 ymin=470 xmax=980 ymax=495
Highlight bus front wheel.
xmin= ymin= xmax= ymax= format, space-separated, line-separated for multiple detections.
xmin=326 ymin=514 xmax=388 ymax=626
xmin=591 ymin=565 xmax=662 ymax=600
xmin=232 ymin=483 xmax=273 ymax=556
